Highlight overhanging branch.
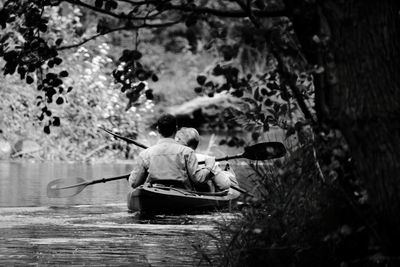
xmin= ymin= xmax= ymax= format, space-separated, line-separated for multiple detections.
xmin=62 ymin=0 xmax=156 ymax=20
xmin=57 ymin=19 xmax=182 ymax=51
xmin=168 ymin=4 xmax=287 ymax=18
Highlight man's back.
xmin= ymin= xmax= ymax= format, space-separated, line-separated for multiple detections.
xmin=129 ymin=137 xmax=205 ymax=189
xmin=142 ymin=138 xmax=194 ymax=184
xmin=129 ymin=113 xmax=213 ymax=190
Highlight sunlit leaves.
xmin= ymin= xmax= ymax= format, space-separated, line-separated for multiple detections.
xmin=0 ymin=1 xmax=75 ymax=133
xmin=112 ymin=49 xmax=157 ymax=108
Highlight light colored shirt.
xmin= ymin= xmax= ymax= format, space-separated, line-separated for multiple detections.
xmin=129 ymin=138 xmax=211 ymax=189
xmin=196 ymin=153 xmax=235 ymax=191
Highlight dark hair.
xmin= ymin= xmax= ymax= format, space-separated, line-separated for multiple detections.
xmin=157 ymin=114 xmax=177 ymax=137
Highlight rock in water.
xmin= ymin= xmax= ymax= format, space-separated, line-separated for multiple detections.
xmin=0 ymin=139 xmax=12 ymax=159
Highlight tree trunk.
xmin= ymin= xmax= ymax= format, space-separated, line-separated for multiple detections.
xmin=286 ymin=0 xmax=400 ymax=253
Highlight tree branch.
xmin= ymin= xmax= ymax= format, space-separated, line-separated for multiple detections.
xmin=57 ymin=19 xmax=182 ymax=51
xmin=233 ymin=0 xmax=261 ymax=27
xmin=62 ymin=0 xmax=156 ymax=20
xmin=169 ymin=4 xmax=287 ymax=18
xmin=270 ymin=48 xmax=316 ymax=124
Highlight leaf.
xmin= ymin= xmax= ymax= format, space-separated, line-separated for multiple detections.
xmin=253 ymin=87 xmax=261 ymax=101
xmin=104 ymin=0 xmax=112 ymax=11
xmin=109 ymin=0 xmax=118 ymax=9
xmin=38 ymin=23 xmax=47 ymax=33
xmin=264 ymin=99 xmax=273 ymax=106
xmin=136 ymin=70 xmax=148 ymax=81
xmin=212 ymin=65 xmax=224 ymax=76
xmin=95 ymin=0 xmax=103 ymax=8
xmin=48 ymin=60 xmax=54 ymax=68
xmin=196 ymin=75 xmax=206 ymax=85
xmin=55 ymin=38 xmax=63 ymax=46
xmin=26 ymin=76 xmax=34 ymax=84
xmin=151 ymin=74 xmax=158 ymax=82
xmin=267 ymin=82 xmax=280 ymax=91
xmin=286 ymin=127 xmax=296 ymax=138
xmin=205 ymin=81 xmax=214 ymax=87
xmin=185 ymin=13 xmax=198 ymax=27
xmin=231 ymin=90 xmax=243 ymax=97
xmin=56 ymin=97 xmax=64 ymax=105
xmin=145 ymin=89 xmax=153 ymax=99
xmin=136 ymin=82 xmax=146 ymax=91
xmin=28 ymin=64 xmax=36 ymax=72
xmin=59 ymin=71 xmax=69 ymax=77
xmin=53 ymin=117 xmax=60 ymax=127
xmin=54 ymin=57 xmax=62 ymax=65
xmin=132 ymin=50 xmax=142 ymax=60
xmin=44 ymin=125 xmax=50 ymax=134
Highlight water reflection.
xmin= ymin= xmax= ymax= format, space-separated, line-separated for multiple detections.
xmin=0 ymin=161 xmax=132 ymax=207
xmin=0 ymin=161 xmax=236 ymax=266
xmin=0 ymin=203 xmax=236 ymax=266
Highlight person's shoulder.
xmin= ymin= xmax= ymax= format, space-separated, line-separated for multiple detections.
xmin=178 ymin=147 xmax=194 ymax=154
xmin=176 ymin=143 xmax=194 ymax=154
xmin=138 ymin=146 xmax=152 ymax=157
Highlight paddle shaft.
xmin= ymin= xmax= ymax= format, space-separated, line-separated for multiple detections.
xmin=87 ymin=174 xmax=130 ymax=185
xmin=100 ymin=127 xmax=261 ymax=195
xmin=101 ymin=127 xmax=249 ymax=164
xmin=198 ymin=154 xmax=242 ymax=164
xmin=100 ymin=127 xmax=147 ymax=149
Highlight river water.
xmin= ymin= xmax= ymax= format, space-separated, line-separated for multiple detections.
xmin=0 ymin=161 xmax=237 ymax=266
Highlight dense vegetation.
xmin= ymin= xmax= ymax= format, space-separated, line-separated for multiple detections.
xmin=1 ymin=0 xmax=399 ymax=266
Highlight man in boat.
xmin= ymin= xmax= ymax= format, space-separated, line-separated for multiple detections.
xmin=128 ymin=114 xmax=215 ymax=190
xmin=175 ymin=127 xmax=238 ymax=192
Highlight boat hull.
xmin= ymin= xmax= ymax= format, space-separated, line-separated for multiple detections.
xmin=127 ymin=184 xmax=240 ymax=214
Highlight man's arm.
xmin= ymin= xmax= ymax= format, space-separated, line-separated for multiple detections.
xmin=129 ymin=156 xmax=148 ymax=188
xmin=185 ymin=151 xmax=215 ymax=184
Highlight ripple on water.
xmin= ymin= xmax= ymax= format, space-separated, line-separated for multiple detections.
xmin=0 ymin=204 xmax=236 ymax=266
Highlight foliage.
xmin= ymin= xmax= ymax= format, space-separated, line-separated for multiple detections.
xmin=0 ymin=5 xmax=155 ymax=160
xmin=206 ymin=133 xmax=382 ymax=267
xmin=1 ymin=0 xmax=399 ymax=266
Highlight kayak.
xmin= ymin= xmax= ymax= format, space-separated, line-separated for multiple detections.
xmin=127 ymin=184 xmax=241 ymax=214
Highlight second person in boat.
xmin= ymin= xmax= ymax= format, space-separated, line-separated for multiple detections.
xmin=175 ymin=127 xmax=238 ymax=192
xmin=128 ymin=114 xmax=215 ymax=191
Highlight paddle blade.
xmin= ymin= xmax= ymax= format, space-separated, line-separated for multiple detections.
xmin=243 ymin=142 xmax=286 ymax=160
xmin=47 ymin=177 xmax=88 ymax=198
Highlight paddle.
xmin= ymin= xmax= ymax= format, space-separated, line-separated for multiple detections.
xmin=100 ymin=127 xmax=147 ymax=149
xmin=47 ymin=174 xmax=129 ymax=198
xmin=100 ymin=127 xmax=286 ymax=163
xmin=100 ymin=127 xmax=286 ymax=196
xmin=48 ymin=128 xmax=279 ymax=198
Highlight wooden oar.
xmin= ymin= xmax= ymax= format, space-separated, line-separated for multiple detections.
xmin=47 ymin=174 xmax=129 ymax=198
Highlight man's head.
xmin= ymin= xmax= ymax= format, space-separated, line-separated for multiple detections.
xmin=175 ymin=127 xmax=200 ymax=150
xmin=157 ymin=114 xmax=178 ymax=137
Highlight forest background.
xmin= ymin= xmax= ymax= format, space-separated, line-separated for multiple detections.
xmin=1 ymin=0 xmax=400 ymax=266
